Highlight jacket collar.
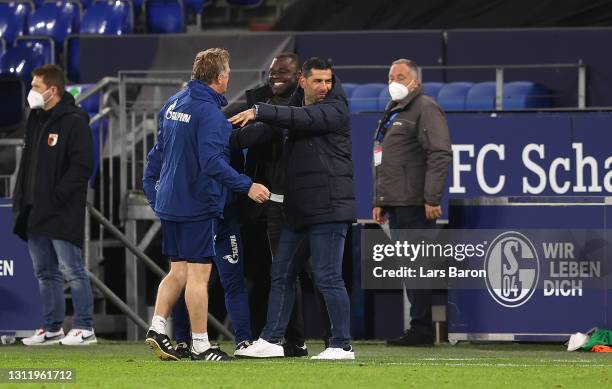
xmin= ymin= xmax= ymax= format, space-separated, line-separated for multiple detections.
xmin=188 ymin=80 xmax=228 ymax=107
xmin=386 ymin=85 xmax=423 ymax=112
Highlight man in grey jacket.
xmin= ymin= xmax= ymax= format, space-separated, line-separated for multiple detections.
xmin=372 ymin=58 xmax=452 ymax=346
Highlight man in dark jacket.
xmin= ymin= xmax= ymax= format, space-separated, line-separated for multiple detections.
xmin=12 ymin=65 xmax=96 ymax=346
xmin=372 ymin=59 xmax=452 ymax=346
xmin=230 ymin=57 xmax=356 ymax=360
xmin=230 ymin=53 xmax=329 ymax=356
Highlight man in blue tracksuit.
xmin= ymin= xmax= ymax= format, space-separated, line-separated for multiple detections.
xmin=171 ymin=183 xmax=254 ymax=358
xmin=142 ymin=48 xmax=270 ymax=362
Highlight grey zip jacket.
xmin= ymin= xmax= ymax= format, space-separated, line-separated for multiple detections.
xmin=373 ymin=85 xmax=452 ymax=207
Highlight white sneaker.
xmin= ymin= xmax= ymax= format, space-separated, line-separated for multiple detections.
xmin=22 ymin=328 xmax=64 ymax=346
xmin=235 ymin=338 xmax=284 ymax=358
xmin=59 ymin=329 xmax=97 ymax=346
xmin=311 ymin=346 xmax=355 ymax=360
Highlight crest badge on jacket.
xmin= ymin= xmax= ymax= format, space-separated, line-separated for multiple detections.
xmin=48 ymin=133 xmax=59 ymax=147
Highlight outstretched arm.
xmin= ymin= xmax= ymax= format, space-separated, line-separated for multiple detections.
xmin=229 ymin=122 xmax=283 ymax=150
xmin=229 ymin=98 xmax=349 ymax=133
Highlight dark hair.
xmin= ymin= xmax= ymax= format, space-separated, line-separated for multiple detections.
xmin=32 ymin=64 xmax=66 ymax=94
xmin=274 ymin=53 xmax=300 ymax=68
xmin=301 ymin=57 xmax=332 ymax=78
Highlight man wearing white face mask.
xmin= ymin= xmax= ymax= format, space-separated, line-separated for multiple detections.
xmin=13 ymin=65 xmax=96 ymax=346
xmin=372 ymin=59 xmax=452 ymax=346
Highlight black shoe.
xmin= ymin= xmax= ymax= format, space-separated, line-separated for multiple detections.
xmin=283 ymin=342 xmax=308 ymax=357
xmin=386 ymin=329 xmax=434 ymax=347
xmin=145 ymin=330 xmax=181 ymax=361
xmin=174 ymin=341 xmax=191 ymax=359
xmin=235 ymin=340 xmax=252 ymax=353
xmin=191 ymin=346 xmax=234 ymax=361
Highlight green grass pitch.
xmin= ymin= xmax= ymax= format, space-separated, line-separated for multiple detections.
xmin=0 ymin=341 xmax=610 ymax=388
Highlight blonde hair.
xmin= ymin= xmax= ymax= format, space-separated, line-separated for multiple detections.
xmin=191 ymin=48 xmax=230 ymax=85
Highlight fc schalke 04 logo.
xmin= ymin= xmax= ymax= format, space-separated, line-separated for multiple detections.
xmin=484 ymin=231 xmax=539 ymax=308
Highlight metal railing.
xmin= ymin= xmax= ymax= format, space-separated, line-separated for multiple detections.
xmin=116 ymin=69 xmax=267 ymax=204
xmin=0 ymin=139 xmax=24 ymax=199
xmin=333 ymin=62 xmax=587 ymax=109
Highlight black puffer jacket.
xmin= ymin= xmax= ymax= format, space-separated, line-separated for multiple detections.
xmin=12 ymin=92 xmax=93 ymax=248
xmin=254 ymin=76 xmax=356 ymax=228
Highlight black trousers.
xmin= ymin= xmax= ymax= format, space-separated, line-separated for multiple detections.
xmin=386 ymin=205 xmax=435 ymax=333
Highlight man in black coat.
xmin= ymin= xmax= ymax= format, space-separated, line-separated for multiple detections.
xmin=230 ymin=57 xmax=356 ymax=360
xmin=229 ymin=53 xmax=331 ymax=356
xmin=12 ymin=65 xmax=96 ymax=346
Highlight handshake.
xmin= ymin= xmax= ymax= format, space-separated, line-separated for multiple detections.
xmin=248 ymin=183 xmax=270 ymax=204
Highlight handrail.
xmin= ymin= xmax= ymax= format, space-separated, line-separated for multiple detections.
xmin=87 ymin=203 xmax=166 ymax=278
xmin=75 ymin=77 xmax=118 ymax=105
xmin=0 ymin=139 xmax=24 ymax=146
xmin=87 ymin=202 xmax=235 ymax=340
xmin=333 ymin=62 xmax=587 ymax=109
xmin=87 ymin=271 xmax=149 ymax=331
xmin=90 ymin=107 xmax=112 ymax=126
xmin=333 ymin=63 xmax=583 ymax=70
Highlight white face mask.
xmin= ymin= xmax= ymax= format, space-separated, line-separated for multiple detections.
xmin=27 ymin=89 xmax=51 ymax=110
xmin=388 ymin=82 xmax=409 ymax=101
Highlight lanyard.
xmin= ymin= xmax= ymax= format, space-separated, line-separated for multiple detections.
xmin=375 ymin=112 xmax=399 ymax=143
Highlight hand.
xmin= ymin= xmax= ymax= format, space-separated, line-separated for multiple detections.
xmin=425 ymin=204 xmax=442 ymax=220
xmin=372 ymin=207 xmax=387 ymax=225
xmin=248 ymin=183 xmax=270 ymax=204
xmin=229 ymin=108 xmax=256 ymax=127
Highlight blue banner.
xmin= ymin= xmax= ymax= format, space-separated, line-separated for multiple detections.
xmin=445 ymin=199 xmax=611 ymax=339
xmin=351 ymin=112 xmax=612 ymax=219
xmin=0 ymin=200 xmax=43 ymax=331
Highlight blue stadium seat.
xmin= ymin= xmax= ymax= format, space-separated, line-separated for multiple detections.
xmin=503 ymin=81 xmax=551 ymax=109
xmin=422 ymin=82 xmax=444 ymax=101
xmin=466 ymin=81 xmax=496 ymax=110
xmin=80 ymin=0 xmax=93 ymax=8
xmin=0 ymin=1 xmax=34 ymax=44
xmin=49 ymin=0 xmax=82 ymax=30
xmin=437 ymin=82 xmax=474 ymax=111
xmin=0 ymin=75 xmax=25 ymax=128
xmin=32 ymin=0 xmax=44 ymax=7
xmin=342 ymin=82 xmax=356 ymax=99
xmin=378 ymin=85 xmax=390 ymax=111
xmin=145 ymin=0 xmax=185 ymax=33
xmin=0 ymin=38 xmax=5 ymax=58
xmin=350 ymin=83 xmax=386 ymax=113
xmin=0 ymin=45 xmax=46 ymax=85
xmin=14 ymin=36 xmax=55 ymax=64
xmin=28 ymin=1 xmax=80 ymax=55
xmin=82 ymin=0 xmax=133 ymax=35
